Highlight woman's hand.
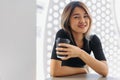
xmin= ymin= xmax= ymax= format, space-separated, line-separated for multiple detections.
xmin=56 ymin=43 xmax=84 ymax=60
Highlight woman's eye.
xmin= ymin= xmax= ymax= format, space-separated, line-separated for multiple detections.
xmin=84 ymin=15 xmax=89 ymax=18
xmin=74 ymin=16 xmax=80 ymax=18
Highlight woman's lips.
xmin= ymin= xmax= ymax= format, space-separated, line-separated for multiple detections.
xmin=78 ymin=25 xmax=86 ymax=28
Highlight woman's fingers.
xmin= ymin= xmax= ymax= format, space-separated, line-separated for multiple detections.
xmin=56 ymin=43 xmax=72 ymax=52
xmin=56 ymin=47 xmax=68 ymax=52
xmin=56 ymin=51 xmax=68 ymax=55
xmin=56 ymin=51 xmax=71 ymax=60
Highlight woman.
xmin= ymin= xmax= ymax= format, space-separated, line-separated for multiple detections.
xmin=50 ymin=1 xmax=108 ymax=77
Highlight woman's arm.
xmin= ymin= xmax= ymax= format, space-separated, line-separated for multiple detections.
xmin=78 ymin=50 xmax=108 ymax=77
xmin=56 ymin=43 xmax=108 ymax=77
xmin=50 ymin=59 xmax=88 ymax=77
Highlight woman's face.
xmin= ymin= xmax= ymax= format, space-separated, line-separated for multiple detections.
xmin=70 ymin=7 xmax=90 ymax=34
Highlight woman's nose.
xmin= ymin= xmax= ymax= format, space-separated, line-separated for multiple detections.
xmin=79 ymin=17 xmax=85 ymax=23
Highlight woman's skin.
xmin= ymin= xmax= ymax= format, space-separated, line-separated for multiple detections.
xmin=50 ymin=7 xmax=108 ymax=77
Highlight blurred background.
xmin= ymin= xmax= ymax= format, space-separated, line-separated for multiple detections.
xmin=37 ymin=0 xmax=120 ymax=80
xmin=0 ymin=0 xmax=36 ymax=80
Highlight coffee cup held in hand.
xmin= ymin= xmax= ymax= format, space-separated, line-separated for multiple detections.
xmin=56 ymin=38 xmax=70 ymax=58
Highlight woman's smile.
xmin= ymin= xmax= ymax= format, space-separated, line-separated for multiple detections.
xmin=78 ymin=24 xmax=87 ymax=28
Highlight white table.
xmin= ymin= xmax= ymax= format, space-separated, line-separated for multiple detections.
xmin=46 ymin=73 xmax=119 ymax=80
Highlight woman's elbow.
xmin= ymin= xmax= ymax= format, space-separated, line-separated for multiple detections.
xmin=101 ymin=69 xmax=108 ymax=77
xmin=50 ymin=69 xmax=58 ymax=77
xmin=50 ymin=72 xmax=56 ymax=77
xmin=50 ymin=70 xmax=55 ymax=77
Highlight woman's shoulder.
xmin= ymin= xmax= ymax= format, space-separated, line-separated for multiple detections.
xmin=90 ymin=34 xmax=101 ymax=44
xmin=56 ymin=29 xmax=69 ymax=38
xmin=57 ymin=29 xmax=67 ymax=34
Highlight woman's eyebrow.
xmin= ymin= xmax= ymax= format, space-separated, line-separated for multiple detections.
xmin=72 ymin=13 xmax=80 ymax=16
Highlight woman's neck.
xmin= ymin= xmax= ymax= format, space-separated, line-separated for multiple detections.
xmin=72 ymin=31 xmax=84 ymax=42
xmin=71 ymin=31 xmax=84 ymax=48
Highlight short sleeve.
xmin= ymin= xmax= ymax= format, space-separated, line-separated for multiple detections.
xmin=51 ymin=29 xmax=70 ymax=60
xmin=90 ymin=35 xmax=106 ymax=61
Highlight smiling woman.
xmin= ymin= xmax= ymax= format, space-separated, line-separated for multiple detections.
xmin=42 ymin=0 xmax=120 ymax=79
xmin=50 ymin=1 xmax=108 ymax=77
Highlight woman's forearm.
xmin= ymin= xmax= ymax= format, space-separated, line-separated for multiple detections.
xmin=78 ymin=50 xmax=108 ymax=77
xmin=50 ymin=60 xmax=87 ymax=77
xmin=52 ymin=66 xmax=87 ymax=77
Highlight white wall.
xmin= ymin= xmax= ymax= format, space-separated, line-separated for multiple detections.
xmin=36 ymin=0 xmax=49 ymax=80
xmin=0 ymin=0 xmax=36 ymax=80
xmin=115 ymin=0 xmax=120 ymax=34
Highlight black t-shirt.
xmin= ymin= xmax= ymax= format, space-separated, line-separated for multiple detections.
xmin=51 ymin=29 xmax=106 ymax=67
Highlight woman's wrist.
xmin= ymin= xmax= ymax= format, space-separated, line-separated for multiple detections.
xmin=77 ymin=49 xmax=84 ymax=58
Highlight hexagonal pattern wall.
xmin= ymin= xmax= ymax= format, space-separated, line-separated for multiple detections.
xmin=43 ymin=0 xmax=120 ymax=79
